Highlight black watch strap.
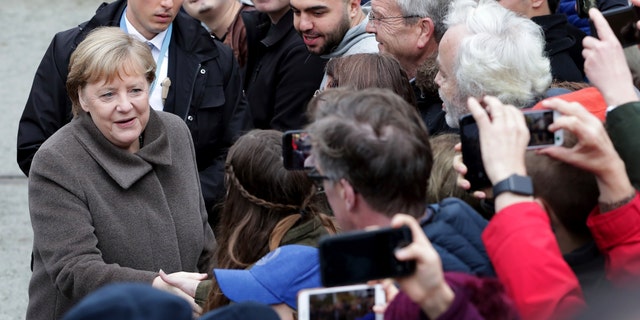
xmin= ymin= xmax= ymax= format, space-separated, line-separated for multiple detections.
xmin=492 ymin=174 xmax=533 ymax=198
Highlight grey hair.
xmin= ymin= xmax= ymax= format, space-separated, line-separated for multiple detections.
xmin=445 ymin=0 xmax=552 ymax=108
xmin=397 ymin=0 xmax=450 ymax=42
xmin=306 ymin=88 xmax=432 ymax=218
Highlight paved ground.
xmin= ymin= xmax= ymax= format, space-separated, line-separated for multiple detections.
xmin=0 ymin=1 xmax=104 ymax=318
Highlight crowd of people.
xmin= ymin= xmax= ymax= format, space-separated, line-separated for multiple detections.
xmin=16 ymin=0 xmax=640 ymax=318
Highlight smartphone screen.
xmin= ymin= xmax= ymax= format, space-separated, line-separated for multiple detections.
xmin=282 ymin=130 xmax=312 ymax=170
xmin=591 ymin=6 xmax=640 ymax=47
xmin=459 ymin=114 xmax=492 ymax=192
xmin=523 ymin=109 xmax=562 ymax=149
xmin=319 ymin=226 xmax=415 ymax=287
xmin=297 ymin=284 xmax=385 ymax=320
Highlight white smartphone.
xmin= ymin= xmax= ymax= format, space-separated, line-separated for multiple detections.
xmin=297 ymin=284 xmax=386 ymax=320
xmin=523 ymin=109 xmax=563 ymax=149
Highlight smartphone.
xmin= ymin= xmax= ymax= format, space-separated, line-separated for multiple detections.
xmin=459 ymin=109 xmax=562 ymax=191
xmin=459 ymin=114 xmax=492 ymax=192
xmin=577 ymin=0 xmax=597 ymax=18
xmin=282 ymin=130 xmax=313 ymax=170
xmin=297 ymin=284 xmax=386 ymax=320
xmin=318 ymin=226 xmax=415 ymax=287
xmin=523 ymin=109 xmax=563 ymax=149
xmin=591 ymin=5 xmax=640 ymax=47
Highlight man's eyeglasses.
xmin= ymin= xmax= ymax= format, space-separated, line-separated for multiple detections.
xmin=307 ymin=168 xmax=330 ymax=192
xmin=367 ymin=11 xmax=421 ymax=25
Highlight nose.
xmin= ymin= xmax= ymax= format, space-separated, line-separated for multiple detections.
xmin=160 ymin=0 xmax=175 ymax=8
xmin=365 ymin=20 xmax=376 ymax=34
xmin=115 ymin=95 xmax=134 ymax=113
xmin=296 ymin=13 xmax=313 ymax=32
xmin=434 ymin=71 xmax=443 ymax=87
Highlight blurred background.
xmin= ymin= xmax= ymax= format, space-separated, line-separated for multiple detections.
xmin=0 ymin=0 xmax=104 ymax=318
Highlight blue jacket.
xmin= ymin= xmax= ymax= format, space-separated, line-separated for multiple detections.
xmin=557 ymin=0 xmax=628 ymax=35
xmin=421 ymin=198 xmax=496 ymax=277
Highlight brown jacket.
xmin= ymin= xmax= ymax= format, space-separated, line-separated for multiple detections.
xmin=26 ymin=110 xmax=216 ymax=320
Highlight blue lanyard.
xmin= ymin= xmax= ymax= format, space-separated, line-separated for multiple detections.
xmin=119 ymin=8 xmax=172 ymax=93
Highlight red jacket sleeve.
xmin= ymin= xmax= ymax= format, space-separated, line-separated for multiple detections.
xmin=483 ymin=202 xmax=586 ymax=320
xmin=587 ymin=192 xmax=640 ymax=284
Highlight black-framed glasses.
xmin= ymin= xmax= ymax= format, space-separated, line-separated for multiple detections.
xmin=307 ymin=168 xmax=331 ymax=192
xmin=367 ymin=11 xmax=421 ymax=25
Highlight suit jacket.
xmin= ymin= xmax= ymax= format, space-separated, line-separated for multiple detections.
xmin=17 ymin=0 xmax=252 ymax=222
xmin=27 ymin=110 xmax=216 ymax=320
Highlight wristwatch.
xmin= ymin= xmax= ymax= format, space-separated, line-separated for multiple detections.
xmin=492 ymin=174 xmax=534 ymax=198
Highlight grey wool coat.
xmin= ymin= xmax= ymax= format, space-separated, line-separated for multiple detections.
xmin=26 ymin=109 xmax=216 ymax=320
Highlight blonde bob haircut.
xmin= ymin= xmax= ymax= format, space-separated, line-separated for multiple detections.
xmin=66 ymin=27 xmax=156 ymax=116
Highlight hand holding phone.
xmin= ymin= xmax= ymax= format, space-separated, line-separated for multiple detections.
xmin=297 ymin=284 xmax=385 ymax=320
xmin=459 ymin=114 xmax=492 ymax=191
xmin=389 ymin=214 xmax=456 ymax=319
xmin=318 ymin=226 xmax=415 ymax=287
xmin=583 ymin=6 xmax=639 ymax=107
xmin=590 ymin=6 xmax=640 ymax=47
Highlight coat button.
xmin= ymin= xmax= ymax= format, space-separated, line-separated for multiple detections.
xmin=200 ymin=69 xmax=206 ymax=75
xmin=187 ymin=115 xmax=194 ymax=121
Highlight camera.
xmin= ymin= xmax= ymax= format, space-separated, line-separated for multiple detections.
xmin=459 ymin=109 xmax=562 ymax=191
xmin=318 ymin=226 xmax=415 ymax=287
xmin=591 ymin=5 xmax=640 ymax=48
xmin=297 ymin=284 xmax=385 ymax=320
xmin=282 ymin=130 xmax=312 ymax=170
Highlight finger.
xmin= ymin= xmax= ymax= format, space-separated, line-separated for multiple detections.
xmin=384 ymin=282 xmax=399 ymax=301
xmin=453 ymin=154 xmax=467 ymax=175
xmin=185 ymin=273 xmax=208 ymax=280
xmin=372 ymin=304 xmax=387 ymax=314
xmin=536 ymin=146 xmax=576 ymax=164
xmin=482 ymin=95 xmax=508 ymax=123
xmin=472 ymin=190 xmax=487 ymax=199
xmin=588 ymin=7 xmax=617 ymax=42
xmin=541 ymin=98 xmax=590 ymax=121
xmin=457 ymin=175 xmax=471 ymax=191
xmin=454 ymin=142 xmax=462 ymax=152
xmin=467 ymin=97 xmax=491 ymax=131
xmin=390 ymin=214 xmax=429 ymax=246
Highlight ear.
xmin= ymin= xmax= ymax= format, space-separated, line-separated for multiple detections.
xmin=416 ymin=17 xmax=435 ymax=49
xmin=339 ymin=179 xmax=358 ymax=212
xmin=78 ymin=88 xmax=91 ymax=113
xmin=531 ymin=0 xmax=545 ymax=9
xmin=349 ymin=0 xmax=360 ymax=19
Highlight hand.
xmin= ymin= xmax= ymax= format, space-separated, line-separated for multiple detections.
xmin=452 ymin=144 xmax=487 ymax=199
xmin=158 ymin=269 xmax=207 ymax=298
xmin=467 ymin=96 xmax=529 ymax=184
xmin=153 ymin=270 xmax=208 ymax=317
xmin=583 ymin=8 xmax=638 ymax=106
xmin=370 ymin=279 xmax=399 ymax=314
xmin=390 ymin=214 xmax=454 ymax=319
xmin=538 ymin=98 xmax=634 ymax=204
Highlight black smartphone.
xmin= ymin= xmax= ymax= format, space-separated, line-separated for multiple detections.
xmin=591 ymin=5 xmax=640 ymax=47
xmin=577 ymin=0 xmax=597 ymax=18
xmin=318 ymin=226 xmax=415 ymax=287
xmin=459 ymin=114 xmax=492 ymax=192
xmin=523 ymin=109 xmax=564 ymax=149
xmin=282 ymin=130 xmax=313 ymax=170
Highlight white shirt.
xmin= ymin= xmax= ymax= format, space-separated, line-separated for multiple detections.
xmin=124 ymin=15 xmax=169 ymax=111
